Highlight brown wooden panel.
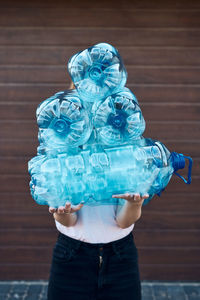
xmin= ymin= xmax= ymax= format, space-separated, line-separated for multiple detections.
xmin=0 ymin=139 xmax=38 ymax=157
xmin=129 ymin=67 xmax=200 ymax=84
xmin=142 ymin=193 xmax=200 ymax=212
xmin=0 ymin=264 xmax=50 ymax=280
xmin=134 ymin=230 xmax=200 ymax=247
xmin=122 ymin=47 xmax=200 ymax=66
xmin=1 ymin=84 xmax=199 ymax=103
xmin=132 ymin=85 xmax=200 ymax=103
xmin=140 ymin=264 xmax=200 ymax=280
xmin=0 ymin=102 xmax=199 ymax=122
xmin=0 ymin=213 xmax=54 ymax=229
xmin=0 ymin=192 xmax=48 ymax=211
xmin=137 ymin=212 xmax=200 ymax=230
xmin=139 ymin=248 xmax=200 ymax=264
xmin=0 ymin=247 xmax=53 ymax=264
xmin=0 ymin=121 xmax=199 ymax=139
xmin=0 ymin=28 xmax=200 ymax=46
xmin=0 ymin=84 xmax=66 ymax=103
xmin=0 ymin=157 xmax=30 ymax=174
xmin=144 ymin=122 xmax=200 ymax=140
xmin=1 ymin=65 xmax=200 ymax=84
xmin=0 ymin=8 xmax=200 ymax=28
xmin=1 ymin=47 xmax=200 ymax=66
xmin=1 ymin=0 xmax=200 ymax=10
xmin=0 ymin=121 xmax=37 ymax=139
xmin=1 ymin=157 xmax=199 ymax=176
xmin=0 ymin=229 xmax=57 ymax=246
xmin=0 ymin=175 xmax=31 ymax=193
xmin=0 ymin=103 xmax=37 ymax=121
xmin=142 ymin=103 xmax=200 ymax=121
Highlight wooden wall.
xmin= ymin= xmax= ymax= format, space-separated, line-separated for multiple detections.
xmin=0 ymin=0 xmax=199 ymax=280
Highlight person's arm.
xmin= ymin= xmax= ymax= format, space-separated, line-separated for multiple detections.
xmin=112 ymin=193 xmax=149 ymax=229
xmin=49 ymin=201 xmax=84 ymax=227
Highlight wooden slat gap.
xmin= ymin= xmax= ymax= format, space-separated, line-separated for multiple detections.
xmin=2 ymin=65 xmax=200 ymax=69
xmin=1 ymin=101 xmax=200 ymax=106
xmin=142 ymin=211 xmax=200 ymax=216
xmin=1 ymin=83 xmax=200 ymax=88
xmin=1 ymin=45 xmax=200 ymax=50
xmin=1 ymin=26 xmax=200 ymax=31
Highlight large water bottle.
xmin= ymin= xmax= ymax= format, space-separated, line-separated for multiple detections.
xmin=141 ymin=139 xmax=193 ymax=205
xmin=92 ymin=87 xmax=145 ymax=145
xmin=36 ymin=89 xmax=92 ymax=154
xmin=67 ymin=43 xmax=127 ymax=102
xmin=28 ymin=138 xmax=192 ymax=207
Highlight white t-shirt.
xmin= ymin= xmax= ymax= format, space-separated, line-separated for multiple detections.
xmin=55 ymin=204 xmax=134 ymax=244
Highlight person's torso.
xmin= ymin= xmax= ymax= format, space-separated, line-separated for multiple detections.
xmin=55 ymin=204 xmax=134 ymax=243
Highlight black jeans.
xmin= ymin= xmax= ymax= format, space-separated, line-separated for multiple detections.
xmin=47 ymin=232 xmax=141 ymax=300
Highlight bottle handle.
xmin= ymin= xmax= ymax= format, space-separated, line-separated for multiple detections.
xmin=171 ymin=152 xmax=193 ymax=184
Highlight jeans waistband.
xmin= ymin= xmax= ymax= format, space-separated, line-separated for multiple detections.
xmin=57 ymin=231 xmax=134 ymax=252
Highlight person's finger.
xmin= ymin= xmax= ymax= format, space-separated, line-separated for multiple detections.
xmin=134 ymin=194 xmax=140 ymax=201
xmin=142 ymin=194 xmax=149 ymax=200
xmin=65 ymin=202 xmax=71 ymax=209
xmin=70 ymin=201 xmax=84 ymax=213
xmin=49 ymin=207 xmax=57 ymax=213
xmin=64 ymin=201 xmax=72 ymax=213
xmin=57 ymin=206 xmax=65 ymax=214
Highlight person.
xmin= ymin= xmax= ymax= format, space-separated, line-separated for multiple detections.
xmin=45 ymin=82 xmax=149 ymax=300
xmin=47 ymin=191 xmax=148 ymax=300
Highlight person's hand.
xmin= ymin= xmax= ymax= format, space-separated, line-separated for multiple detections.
xmin=112 ymin=193 xmax=149 ymax=205
xmin=49 ymin=200 xmax=84 ymax=214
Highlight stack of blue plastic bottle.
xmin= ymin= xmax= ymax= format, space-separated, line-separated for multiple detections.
xmin=28 ymin=42 xmax=193 ymax=207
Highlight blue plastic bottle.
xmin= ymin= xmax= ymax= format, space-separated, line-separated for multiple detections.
xmin=92 ymin=87 xmax=145 ymax=145
xmin=67 ymin=43 xmax=127 ymax=102
xmin=28 ymin=138 xmax=192 ymax=208
xmin=36 ymin=89 xmax=92 ymax=155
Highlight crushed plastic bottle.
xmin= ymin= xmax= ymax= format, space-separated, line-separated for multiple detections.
xmin=67 ymin=42 xmax=127 ymax=102
xmin=93 ymin=87 xmax=145 ymax=145
xmin=28 ymin=138 xmax=193 ymax=207
xmin=36 ymin=89 xmax=92 ymax=155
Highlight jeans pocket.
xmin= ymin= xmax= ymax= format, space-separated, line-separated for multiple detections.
xmin=53 ymin=242 xmax=76 ymax=263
